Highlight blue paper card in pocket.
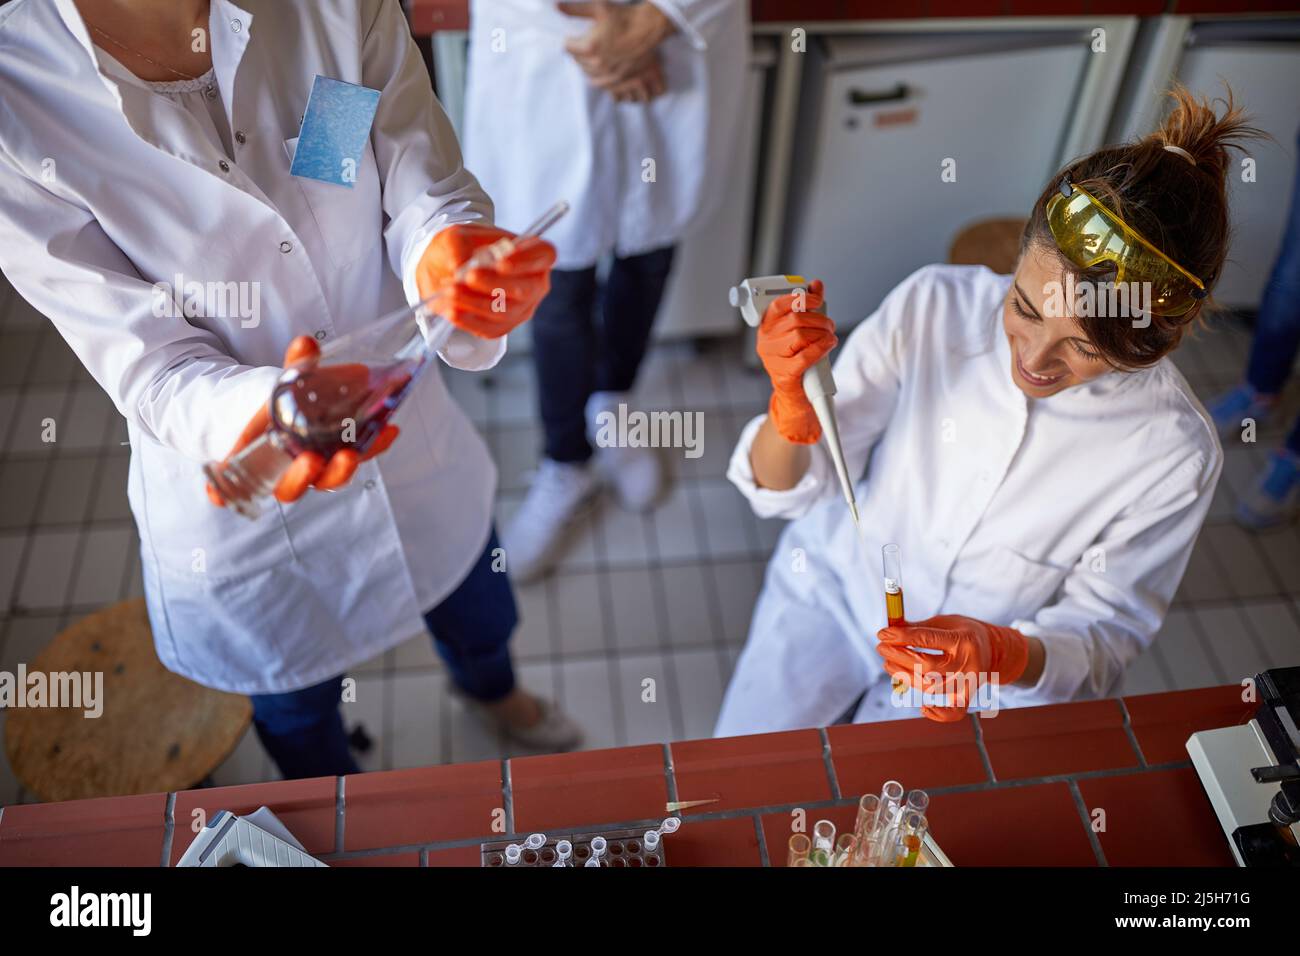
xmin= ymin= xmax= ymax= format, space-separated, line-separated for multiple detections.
xmin=289 ymin=75 xmax=381 ymax=187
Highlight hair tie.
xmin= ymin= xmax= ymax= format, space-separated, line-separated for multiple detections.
xmin=1162 ymin=144 xmax=1197 ymax=166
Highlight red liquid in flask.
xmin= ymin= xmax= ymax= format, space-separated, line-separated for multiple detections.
xmin=269 ymin=356 xmax=425 ymax=456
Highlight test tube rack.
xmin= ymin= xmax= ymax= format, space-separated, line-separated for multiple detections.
xmin=482 ymin=828 xmax=668 ymax=868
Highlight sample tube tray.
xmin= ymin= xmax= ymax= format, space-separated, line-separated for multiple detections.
xmin=482 ymin=828 xmax=667 ymax=868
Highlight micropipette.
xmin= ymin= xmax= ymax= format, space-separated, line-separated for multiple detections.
xmin=419 ymin=200 xmax=571 ymax=354
xmin=729 ymin=275 xmax=860 ymax=527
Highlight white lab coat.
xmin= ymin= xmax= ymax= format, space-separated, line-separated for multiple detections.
xmin=462 ymin=0 xmax=748 ymax=269
xmin=0 ymin=0 xmax=506 ymax=694
xmin=715 ymin=265 xmax=1222 ymax=735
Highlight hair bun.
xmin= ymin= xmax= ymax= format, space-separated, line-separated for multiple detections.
xmin=1152 ymin=84 xmax=1262 ymax=182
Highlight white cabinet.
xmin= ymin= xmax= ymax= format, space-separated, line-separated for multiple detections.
xmin=785 ymin=31 xmax=1094 ymax=327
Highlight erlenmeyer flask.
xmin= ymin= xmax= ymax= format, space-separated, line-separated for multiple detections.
xmin=203 ymin=297 xmax=442 ymax=518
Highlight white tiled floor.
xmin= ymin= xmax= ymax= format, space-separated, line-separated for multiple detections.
xmin=1 ymin=271 xmax=1299 ymax=806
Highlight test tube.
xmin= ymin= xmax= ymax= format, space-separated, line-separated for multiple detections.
xmin=809 ymin=847 xmax=832 ymax=867
xmin=882 ymin=544 xmax=905 ymax=626
xmin=812 ymin=819 xmax=836 ymax=854
xmin=553 ymin=839 xmax=573 ymax=867
xmin=589 ymin=836 xmax=608 ymax=865
xmin=879 ymin=780 xmax=905 ymax=825
xmin=504 ymin=844 xmax=523 ymax=866
xmin=660 ymin=817 xmax=681 ymax=835
xmin=524 ymin=833 xmax=547 ymax=851
xmin=905 ymin=788 xmax=930 ymax=817
xmin=896 ymin=811 xmax=928 ymax=868
xmin=833 ymin=833 xmax=859 ymax=867
xmin=644 ymin=829 xmax=661 ymax=852
xmin=854 ymin=794 xmax=882 ymax=841
xmin=787 ymin=833 xmax=811 ymax=867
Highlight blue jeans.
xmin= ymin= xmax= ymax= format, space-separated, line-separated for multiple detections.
xmin=1245 ymin=128 xmax=1300 ymax=456
xmin=531 ymin=245 xmax=676 ymax=463
xmin=249 ymin=528 xmax=518 ymax=779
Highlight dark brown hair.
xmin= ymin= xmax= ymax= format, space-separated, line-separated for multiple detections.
xmin=1021 ymin=85 xmax=1264 ymax=369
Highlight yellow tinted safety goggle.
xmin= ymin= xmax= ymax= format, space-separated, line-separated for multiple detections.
xmin=1045 ymin=179 xmax=1208 ymax=318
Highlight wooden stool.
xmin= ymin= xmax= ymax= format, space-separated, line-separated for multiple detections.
xmin=948 ymin=217 xmax=1028 ymax=275
xmin=5 ymin=599 xmax=251 ymax=802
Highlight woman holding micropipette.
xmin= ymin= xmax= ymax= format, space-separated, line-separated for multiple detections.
xmin=0 ymin=0 xmax=583 ymax=776
xmin=715 ymin=88 xmax=1259 ymax=732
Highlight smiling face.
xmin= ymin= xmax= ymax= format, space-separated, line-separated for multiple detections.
xmin=1002 ymin=243 xmax=1113 ymax=398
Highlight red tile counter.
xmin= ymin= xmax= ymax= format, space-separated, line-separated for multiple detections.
xmin=0 ymin=685 xmax=1255 ymax=867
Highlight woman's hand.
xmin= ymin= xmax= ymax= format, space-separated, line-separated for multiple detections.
xmin=755 ymin=278 xmax=837 ymax=445
xmin=415 ymin=223 xmax=556 ymax=339
xmin=205 ymin=336 xmax=399 ymax=507
xmin=876 ymin=614 xmax=1036 ymax=722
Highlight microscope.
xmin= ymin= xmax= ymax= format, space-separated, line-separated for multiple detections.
xmin=1187 ymin=666 xmax=1300 ymax=866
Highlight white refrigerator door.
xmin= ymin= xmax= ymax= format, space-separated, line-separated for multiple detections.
xmin=787 ymin=36 xmax=1090 ymax=328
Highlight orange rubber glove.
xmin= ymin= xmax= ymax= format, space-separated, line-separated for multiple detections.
xmin=754 ymin=278 xmax=837 ymax=444
xmin=205 ymin=336 xmax=399 ymax=507
xmin=876 ymin=614 xmax=1030 ymax=722
xmin=415 ymin=223 xmax=556 ymax=339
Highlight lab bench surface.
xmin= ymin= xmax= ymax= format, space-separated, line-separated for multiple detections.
xmin=0 ymin=684 xmax=1255 ymax=867
xmin=407 ymin=1 xmax=1297 ymax=33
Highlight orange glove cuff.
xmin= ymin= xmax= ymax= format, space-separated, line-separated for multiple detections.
xmin=768 ymin=390 xmax=822 ymax=445
xmin=988 ymin=624 xmax=1030 ymax=687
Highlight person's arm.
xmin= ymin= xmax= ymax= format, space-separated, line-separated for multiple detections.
xmin=1003 ymin=446 xmax=1221 ymax=704
xmin=727 ymin=269 xmax=913 ymax=520
xmin=359 ymin=0 xmax=501 ymax=371
xmin=0 ymin=139 xmax=278 ymax=464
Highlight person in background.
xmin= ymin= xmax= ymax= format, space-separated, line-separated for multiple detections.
xmin=1207 ymin=127 xmax=1300 ymax=530
xmin=463 ymin=0 xmax=748 ymax=581
xmin=0 ymin=0 xmax=582 ymax=778
xmin=716 ymin=89 xmax=1258 ymax=734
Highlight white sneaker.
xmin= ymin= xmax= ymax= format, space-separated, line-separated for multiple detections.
xmin=502 ymin=458 xmax=599 ymax=583
xmin=586 ymin=390 xmax=666 ymax=512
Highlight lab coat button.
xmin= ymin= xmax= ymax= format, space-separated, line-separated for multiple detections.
xmin=205 ymin=87 xmax=218 ymax=100
xmin=230 ymin=18 xmax=242 ymax=32
xmin=234 ymin=131 xmax=247 ymax=145
xmin=279 ymin=240 xmax=293 ymax=254
xmin=364 ymin=480 xmax=376 ymax=491
xmin=314 ymin=329 xmax=327 ymax=340
xmin=218 ymin=160 xmax=230 ymax=173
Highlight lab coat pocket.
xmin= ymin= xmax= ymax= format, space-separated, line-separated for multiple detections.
xmin=283 ymin=136 xmax=381 ymax=270
xmin=950 ymin=545 xmax=1071 ymax=625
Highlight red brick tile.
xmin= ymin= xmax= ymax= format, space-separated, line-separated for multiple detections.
xmin=1089 ymin=0 xmax=1164 ymax=13
xmin=330 ymin=851 xmax=419 ymax=867
xmin=663 ymin=816 xmax=762 ymax=867
xmin=979 ymin=699 xmax=1139 ymax=780
xmin=927 ymin=0 xmax=1004 ymax=14
xmin=170 ymin=776 xmax=336 ymax=865
xmin=761 ymin=804 xmax=858 ymax=866
xmin=754 ymin=0 xmax=843 ymax=20
xmin=1078 ymin=767 xmax=1237 ymax=867
xmin=427 ymin=845 xmax=484 ymax=867
xmin=1006 ymin=0 xmax=1087 ymax=12
xmin=927 ymin=782 xmax=1099 ymax=865
xmin=841 ymin=0 xmax=924 ymax=17
xmin=511 ymin=745 xmax=667 ymax=832
xmin=671 ymin=730 xmax=831 ymax=815
xmin=0 ymin=792 xmax=167 ymax=866
xmin=828 ymin=715 xmax=988 ymax=798
xmin=1124 ymin=684 xmax=1256 ymax=765
xmin=344 ymin=762 xmax=502 ymax=851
